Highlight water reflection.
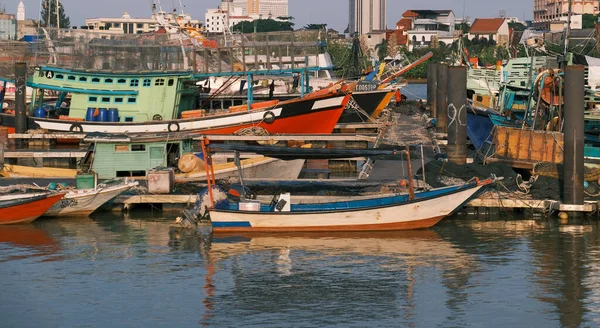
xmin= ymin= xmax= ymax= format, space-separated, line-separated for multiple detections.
xmin=2 ymin=214 xmax=600 ymax=326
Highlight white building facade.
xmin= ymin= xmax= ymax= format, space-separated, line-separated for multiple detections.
xmin=349 ymin=0 xmax=387 ymax=35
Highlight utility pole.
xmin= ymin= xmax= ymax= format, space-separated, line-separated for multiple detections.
xmin=564 ymin=0 xmax=572 ymax=59
xmin=56 ymin=0 xmax=59 ymax=29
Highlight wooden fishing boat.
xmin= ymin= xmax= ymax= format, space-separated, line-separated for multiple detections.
xmin=208 ymin=178 xmax=495 ymax=233
xmin=44 ymin=179 xmax=139 ymax=217
xmin=0 ymin=193 xmax=66 ymax=224
xmin=0 ymin=164 xmax=79 ymax=178
xmin=0 ymin=158 xmax=305 ymax=182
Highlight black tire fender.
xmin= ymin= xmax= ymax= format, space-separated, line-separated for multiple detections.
xmin=168 ymin=122 xmax=180 ymax=132
xmin=69 ymin=123 xmax=83 ymax=132
xmin=263 ymin=111 xmax=276 ymax=124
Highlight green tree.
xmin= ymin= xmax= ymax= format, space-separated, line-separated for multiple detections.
xmin=304 ymin=24 xmax=326 ymax=30
xmin=231 ymin=19 xmax=294 ymax=33
xmin=375 ymin=39 xmax=389 ymax=61
xmin=582 ymin=14 xmax=599 ymax=29
xmin=40 ymin=0 xmax=70 ymax=28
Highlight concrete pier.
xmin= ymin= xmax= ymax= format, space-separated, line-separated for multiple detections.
xmin=446 ymin=66 xmax=467 ymax=165
xmin=563 ymin=65 xmax=585 ymax=218
xmin=436 ymin=64 xmax=448 ymax=133
xmin=427 ymin=63 xmax=437 ymax=117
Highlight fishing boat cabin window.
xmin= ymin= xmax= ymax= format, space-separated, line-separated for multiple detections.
xmin=91 ymin=77 xmax=101 ymax=83
xmin=131 ymin=144 xmax=146 ymax=152
xmin=130 ymin=79 xmax=139 ymax=87
xmin=127 ymin=97 xmax=137 ymax=104
xmin=168 ymin=79 xmax=174 ymax=86
xmin=104 ymin=78 xmax=114 ymax=84
xmin=117 ymin=78 xmax=126 ymax=85
xmin=67 ymin=75 xmax=76 ymax=81
xmin=55 ymin=74 xmax=64 ymax=80
xmin=101 ymin=97 xmax=111 ymax=103
xmin=114 ymin=97 xmax=123 ymax=103
xmin=150 ymin=147 xmax=163 ymax=159
xmin=88 ymin=96 xmax=98 ymax=102
xmin=115 ymin=145 xmax=129 ymax=152
xmin=142 ymin=79 xmax=152 ymax=87
xmin=79 ymin=77 xmax=88 ymax=82
xmin=155 ymin=79 xmax=165 ymax=86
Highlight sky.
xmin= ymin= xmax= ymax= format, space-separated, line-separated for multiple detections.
xmin=7 ymin=0 xmax=533 ymax=31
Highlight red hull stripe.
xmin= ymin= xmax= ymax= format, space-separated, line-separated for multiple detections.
xmin=0 ymin=194 xmax=65 ymax=224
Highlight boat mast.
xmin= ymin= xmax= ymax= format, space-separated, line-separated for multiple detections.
xmin=564 ymin=0 xmax=572 ymax=59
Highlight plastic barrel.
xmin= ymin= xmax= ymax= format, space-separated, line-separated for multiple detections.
xmin=85 ymin=107 xmax=97 ymax=121
xmin=97 ymin=108 xmax=109 ymax=122
xmin=108 ymin=108 xmax=119 ymax=122
xmin=33 ymin=107 xmax=47 ymax=118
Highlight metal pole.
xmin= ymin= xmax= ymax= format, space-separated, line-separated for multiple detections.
xmin=247 ymin=73 xmax=253 ymax=109
xmin=446 ymin=66 xmax=468 ymax=164
xmin=563 ymin=65 xmax=585 ymax=213
xmin=436 ymin=63 xmax=449 ymax=133
xmin=15 ymin=62 xmax=27 ymax=139
xmin=427 ymin=63 xmax=437 ymax=117
xmin=564 ymin=0 xmax=573 ymax=58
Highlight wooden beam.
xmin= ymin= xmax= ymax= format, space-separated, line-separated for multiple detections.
xmin=195 ymin=134 xmax=377 ymax=142
xmin=3 ymin=150 xmax=88 ymax=158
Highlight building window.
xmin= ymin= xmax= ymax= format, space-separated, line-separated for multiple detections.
xmin=137 ymin=23 xmax=143 ymax=28
xmin=91 ymin=77 xmax=101 ymax=83
xmin=115 ymin=145 xmax=129 ymax=152
xmin=131 ymin=144 xmax=146 ymax=152
xmin=88 ymin=96 xmax=98 ymax=102
xmin=127 ymin=97 xmax=137 ymax=104
xmin=104 ymin=78 xmax=114 ymax=84
xmin=130 ymin=79 xmax=139 ymax=87
xmin=114 ymin=97 xmax=124 ymax=103
xmin=55 ymin=74 xmax=64 ymax=80
xmin=105 ymin=23 xmax=112 ymax=29
xmin=142 ymin=78 xmax=151 ymax=87
xmin=113 ymin=23 xmax=120 ymax=28
xmin=78 ymin=76 xmax=88 ymax=82
xmin=155 ymin=78 xmax=165 ymax=86
xmin=168 ymin=79 xmax=174 ymax=86
xmin=101 ymin=97 xmax=111 ymax=103
xmin=117 ymin=78 xmax=126 ymax=84
xmin=67 ymin=75 xmax=76 ymax=81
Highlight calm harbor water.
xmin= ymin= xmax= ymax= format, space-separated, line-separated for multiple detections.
xmin=2 ymin=212 xmax=600 ymax=327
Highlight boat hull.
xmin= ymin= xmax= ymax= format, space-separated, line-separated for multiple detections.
xmin=44 ymin=182 xmax=137 ymax=217
xmin=10 ymin=93 xmax=350 ymax=135
xmin=209 ymin=183 xmax=487 ymax=233
xmin=0 ymin=193 xmax=65 ymax=224
xmin=176 ymin=158 xmax=305 ymax=182
xmin=338 ymin=90 xmax=394 ymax=123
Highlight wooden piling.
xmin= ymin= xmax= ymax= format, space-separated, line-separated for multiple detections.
xmin=563 ymin=65 xmax=585 ymax=216
xmin=427 ymin=63 xmax=437 ymax=117
xmin=436 ymin=64 xmax=449 ymax=133
xmin=447 ymin=66 xmax=467 ymax=165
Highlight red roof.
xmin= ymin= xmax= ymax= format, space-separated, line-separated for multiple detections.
xmin=402 ymin=10 xmax=419 ymax=18
xmin=469 ymin=18 xmax=506 ymax=34
xmin=396 ymin=18 xmax=412 ymax=30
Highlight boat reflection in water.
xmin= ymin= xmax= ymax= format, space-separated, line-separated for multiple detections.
xmin=0 ymin=224 xmax=61 ymax=261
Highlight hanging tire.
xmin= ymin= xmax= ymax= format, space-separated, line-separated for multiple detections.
xmin=168 ymin=122 xmax=180 ymax=132
xmin=69 ymin=123 xmax=83 ymax=132
xmin=263 ymin=111 xmax=276 ymax=124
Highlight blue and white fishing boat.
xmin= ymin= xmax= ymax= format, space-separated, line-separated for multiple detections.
xmin=207 ymin=178 xmax=496 ymax=233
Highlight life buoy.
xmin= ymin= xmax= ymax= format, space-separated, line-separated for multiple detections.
xmin=263 ymin=111 xmax=276 ymax=124
xmin=168 ymin=122 xmax=180 ymax=132
xmin=153 ymin=114 xmax=163 ymax=121
xmin=69 ymin=123 xmax=83 ymax=132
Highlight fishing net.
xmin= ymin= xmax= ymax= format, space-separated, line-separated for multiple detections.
xmin=532 ymin=161 xmax=600 ymax=182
